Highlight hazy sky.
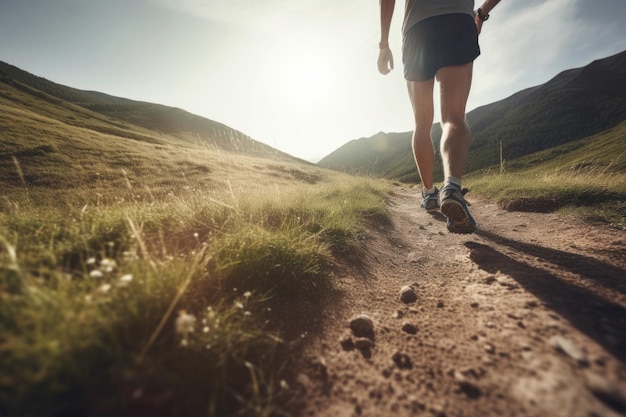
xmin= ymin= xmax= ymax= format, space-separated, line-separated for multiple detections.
xmin=1 ymin=0 xmax=625 ymax=161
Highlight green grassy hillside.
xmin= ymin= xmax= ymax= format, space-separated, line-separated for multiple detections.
xmin=467 ymin=119 xmax=626 ymax=228
xmin=0 ymin=60 xmax=297 ymax=160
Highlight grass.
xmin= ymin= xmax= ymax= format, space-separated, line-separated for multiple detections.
xmin=465 ymin=120 xmax=626 ymax=228
xmin=0 ymin=88 xmax=393 ymax=416
xmin=0 ymin=169 xmax=392 ymax=417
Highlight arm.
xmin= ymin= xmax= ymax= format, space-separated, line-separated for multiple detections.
xmin=474 ymin=0 xmax=502 ymax=35
xmin=377 ymin=0 xmax=395 ymax=75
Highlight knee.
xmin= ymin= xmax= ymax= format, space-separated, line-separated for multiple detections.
xmin=441 ymin=115 xmax=467 ymax=130
xmin=441 ymin=117 xmax=469 ymax=137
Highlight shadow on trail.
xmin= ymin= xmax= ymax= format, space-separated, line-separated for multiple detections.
xmin=464 ymin=239 xmax=626 ymax=364
xmin=476 ymin=229 xmax=626 ymax=297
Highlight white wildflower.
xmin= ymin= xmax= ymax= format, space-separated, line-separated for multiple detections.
xmin=175 ymin=311 xmax=196 ymax=335
xmin=98 ymin=283 xmax=111 ymax=293
xmin=243 ymin=291 xmax=252 ymax=300
xmin=235 ymin=302 xmax=244 ymax=309
xmin=203 ymin=326 xmax=210 ymax=333
xmin=89 ymin=270 xmax=104 ymax=278
xmin=280 ymin=380 xmax=289 ymax=390
xmin=100 ymin=258 xmax=116 ymax=273
xmin=118 ymin=274 xmax=133 ymax=287
xmin=244 ymin=311 xmax=251 ymax=317
xmin=86 ymin=257 xmax=97 ymax=265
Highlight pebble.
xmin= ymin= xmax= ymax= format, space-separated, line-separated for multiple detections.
xmin=349 ymin=314 xmax=374 ymax=338
xmin=484 ymin=276 xmax=497 ymax=284
xmin=354 ymin=337 xmax=374 ymax=350
xmin=400 ymin=286 xmax=418 ymax=303
xmin=549 ymin=335 xmax=588 ymax=365
xmin=340 ymin=334 xmax=355 ymax=351
xmin=391 ymin=309 xmax=404 ymax=319
xmin=392 ymin=352 xmax=413 ymax=370
xmin=454 ymin=372 xmax=482 ymax=399
xmin=402 ymin=322 xmax=418 ymax=334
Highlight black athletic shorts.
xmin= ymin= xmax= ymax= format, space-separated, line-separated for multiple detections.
xmin=402 ymin=13 xmax=480 ymax=82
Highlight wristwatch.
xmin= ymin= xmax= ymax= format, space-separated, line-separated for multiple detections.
xmin=475 ymin=8 xmax=489 ymax=21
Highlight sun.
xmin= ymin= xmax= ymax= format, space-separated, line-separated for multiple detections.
xmin=281 ymin=55 xmax=332 ymax=106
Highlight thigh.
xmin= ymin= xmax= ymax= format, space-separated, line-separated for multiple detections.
xmin=406 ymin=79 xmax=435 ymax=125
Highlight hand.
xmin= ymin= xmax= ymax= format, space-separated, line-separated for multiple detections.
xmin=377 ymin=47 xmax=394 ymax=75
xmin=474 ymin=15 xmax=484 ymax=35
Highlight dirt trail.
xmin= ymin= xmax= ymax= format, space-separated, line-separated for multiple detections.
xmin=294 ymin=186 xmax=626 ymax=417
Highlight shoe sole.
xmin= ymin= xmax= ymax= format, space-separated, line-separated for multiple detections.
xmin=441 ymin=200 xmax=476 ymax=234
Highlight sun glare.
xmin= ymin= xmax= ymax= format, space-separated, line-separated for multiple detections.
xmin=280 ymin=53 xmax=332 ymax=106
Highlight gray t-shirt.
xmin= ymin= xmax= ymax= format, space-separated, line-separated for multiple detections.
xmin=403 ymin=0 xmax=475 ymax=34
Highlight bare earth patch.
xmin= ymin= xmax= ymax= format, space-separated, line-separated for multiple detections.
xmin=292 ymin=186 xmax=626 ymax=417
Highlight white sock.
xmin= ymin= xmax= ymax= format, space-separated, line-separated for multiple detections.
xmin=444 ymin=176 xmax=461 ymax=189
xmin=423 ymin=185 xmax=436 ymax=195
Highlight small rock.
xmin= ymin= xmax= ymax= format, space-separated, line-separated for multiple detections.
xmin=484 ymin=276 xmax=497 ymax=284
xmin=470 ymin=302 xmax=479 ymax=308
xmin=484 ymin=343 xmax=495 ymax=354
xmin=400 ymin=286 xmax=418 ymax=303
xmin=519 ymin=342 xmax=532 ymax=351
xmin=549 ymin=335 xmax=588 ymax=365
xmin=313 ymin=357 xmax=328 ymax=380
xmin=354 ymin=337 xmax=373 ymax=350
xmin=296 ymin=373 xmax=313 ymax=392
xmin=340 ymin=334 xmax=355 ymax=351
xmin=454 ymin=372 xmax=482 ymax=399
xmin=458 ymin=379 xmax=482 ymax=399
xmin=436 ymin=300 xmax=445 ymax=308
xmin=391 ymin=309 xmax=404 ymax=319
xmin=349 ymin=314 xmax=374 ymax=338
xmin=401 ymin=322 xmax=418 ymax=334
xmin=392 ymin=352 xmax=413 ymax=370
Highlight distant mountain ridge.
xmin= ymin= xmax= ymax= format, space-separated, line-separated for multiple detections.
xmin=0 ymin=60 xmax=297 ymax=160
xmin=318 ymin=50 xmax=626 ymax=182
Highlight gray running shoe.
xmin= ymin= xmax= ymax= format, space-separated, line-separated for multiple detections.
xmin=421 ymin=187 xmax=440 ymax=213
xmin=440 ymin=184 xmax=476 ymax=234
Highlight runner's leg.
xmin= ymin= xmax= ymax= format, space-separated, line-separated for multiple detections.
xmin=436 ymin=62 xmax=473 ymax=181
xmin=407 ymin=79 xmax=436 ymax=189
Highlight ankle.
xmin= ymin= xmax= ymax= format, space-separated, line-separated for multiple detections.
xmin=444 ymin=176 xmax=461 ymax=189
xmin=422 ymin=185 xmax=437 ymax=195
